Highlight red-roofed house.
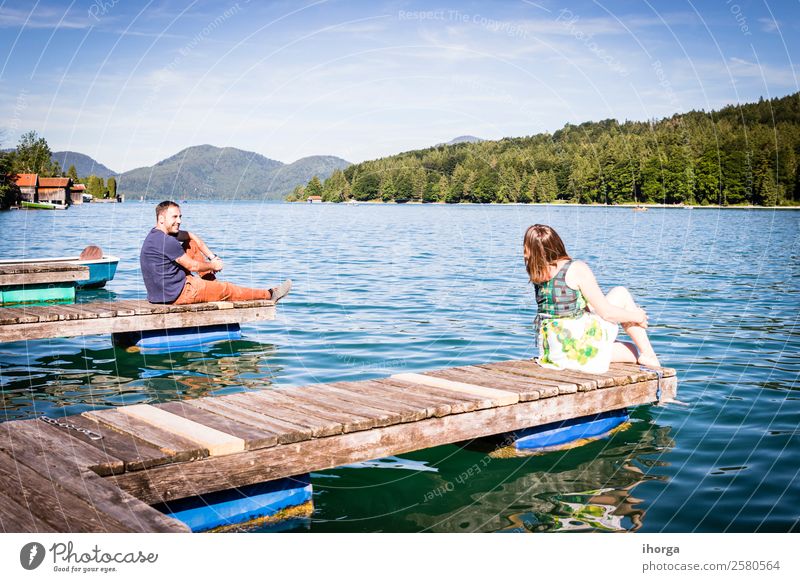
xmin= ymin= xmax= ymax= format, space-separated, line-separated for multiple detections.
xmin=15 ymin=173 xmax=39 ymax=203
xmin=38 ymin=177 xmax=72 ymax=206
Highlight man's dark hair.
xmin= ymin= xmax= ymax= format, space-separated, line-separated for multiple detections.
xmin=156 ymin=200 xmax=179 ymax=220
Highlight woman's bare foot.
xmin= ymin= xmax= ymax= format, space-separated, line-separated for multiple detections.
xmin=637 ymin=352 xmax=661 ymax=368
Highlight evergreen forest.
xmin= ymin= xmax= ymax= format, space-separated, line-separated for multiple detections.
xmin=292 ymin=92 xmax=800 ymax=206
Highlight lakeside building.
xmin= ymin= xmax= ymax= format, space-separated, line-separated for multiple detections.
xmin=307 ymin=195 xmax=322 ymax=203
xmin=13 ymin=174 xmax=75 ymax=206
xmin=37 ymin=177 xmax=73 ymax=206
xmin=15 ymin=173 xmax=38 ymax=203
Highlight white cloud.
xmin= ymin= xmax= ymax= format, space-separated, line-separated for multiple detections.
xmin=757 ymin=17 xmax=780 ymax=34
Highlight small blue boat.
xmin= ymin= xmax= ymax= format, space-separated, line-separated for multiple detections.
xmin=0 ymin=254 xmax=120 ymax=289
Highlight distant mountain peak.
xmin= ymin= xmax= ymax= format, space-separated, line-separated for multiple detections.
xmin=437 ymin=135 xmax=484 ymax=147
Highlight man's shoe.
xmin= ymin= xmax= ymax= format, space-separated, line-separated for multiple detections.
xmin=270 ymin=279 xmax=292 ymax=302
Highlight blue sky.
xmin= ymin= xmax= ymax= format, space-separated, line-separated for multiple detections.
xmin=0 ymin=0 xmax=797 ymax=172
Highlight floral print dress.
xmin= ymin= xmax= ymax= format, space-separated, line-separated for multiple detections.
xmin=535 ymin=261 xmax=618 ymax=374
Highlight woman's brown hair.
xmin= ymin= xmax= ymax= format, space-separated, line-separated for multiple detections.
xmin=523 ymin=224 xmax=571 ymax=284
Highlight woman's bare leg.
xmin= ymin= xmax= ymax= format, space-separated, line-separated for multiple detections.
xmin=606 ymin=286 xmax=660 ymax=367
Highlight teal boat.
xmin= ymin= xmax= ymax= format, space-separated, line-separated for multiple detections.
xmin=0 ymin=255 xmax=119 ymax=289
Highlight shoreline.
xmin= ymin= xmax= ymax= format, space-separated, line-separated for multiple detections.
xmin=293 ymin=200 xmax=800 ymax=210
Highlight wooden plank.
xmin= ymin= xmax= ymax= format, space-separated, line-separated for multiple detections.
xmin=289 ymin=384 xmax=409 ymax=427
xmin=484 ymin=361 xmax=602 ymax=391
xmin=190 ymin=398 xmax=313 ymax=444
xmin=378 ymin=378 xmax=491 ymax=413
xmin=426 ymin=367 xmax=547 ymax=400
xmin=47 ymin=414 xmax=172 ymax=472
xmin=0 ymin=303 xmax=275 ymax=343
xmin=83 ymin=409 xmax=209 ymax=462
xmin=0 ymin=307 xmax=40 ymax=324
xmin=71 ymin=303 xmax=118 ymax=318
xmin=10 ymin=305 xmax=63 ymax=323
xmin=158 ymin=401 xmax=278 ymax=451
xmin=262 ymin=388 xmax=381 ymax=432
xmin=119 ymin=404 xmax=245 ymax=456
xmin=57 ymin=305 xmax=99 ymax=320
xmin=0 ymin=263 xmax=88 ymax=286
xmin=0 ymin=420 xmax=189 ymax=532
xmin=474 ymin=364 xmax=585 ymax=393
xmin=0 ymin=493 xmax=59 ymax=533
xmin=0 ymin=418 xmax=124 ymax=477
xmin=227 ymin=393 xmax=344 ymax=438
xmin=392 ymin=372 xmax=519 ymax=406
xmin=110 ymin=375 xmax=677 ymax=505
xmin=363 ymin=379 xmax=462 ymax=415
xmin=325 ymin=381 xmax=435 ymax=422
xmin=0 ymin=449 xmax=129 ymax=533
xmin=272 ymin=386 xmax=392 ymax=431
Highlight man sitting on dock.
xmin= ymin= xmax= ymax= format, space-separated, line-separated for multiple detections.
xmin=140 ymin=200 xmax=291 ymax=305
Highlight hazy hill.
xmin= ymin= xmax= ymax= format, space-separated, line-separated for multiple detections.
xmin=51 ymin=151 xmax=117 ymax=179
xmin=118 ymin=145 xmax=350 ymax=200
xmin=438 ymin=135 xmax=483 ymax=146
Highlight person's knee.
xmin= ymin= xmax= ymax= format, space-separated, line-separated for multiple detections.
xmin=606 ymin=286 xmax=632 ymax=307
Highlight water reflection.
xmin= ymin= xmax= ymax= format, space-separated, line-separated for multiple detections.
xmin=404 ymin=418 xmax=674 ymax=533
xmin=0 ymin=338 xmax=279 ymax=421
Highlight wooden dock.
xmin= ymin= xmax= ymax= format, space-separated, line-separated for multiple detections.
xmin=0 ymin=262 xmax=89 ymax=286
xmin=0 ymin=359 xmax=676 ymax=533
xmin=0 ymin=298 xmax=276 ymax=343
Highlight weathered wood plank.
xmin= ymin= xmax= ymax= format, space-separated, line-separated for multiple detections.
xmin=190 ymin=398 xmax=313 ymax=444
xmin=0 ymin=449 xmax=130 ymax=532
xmin=0 ymin=419 xmax=188 ymax=532
xmin=288 ymin=384 xmax=407 ymax=428
xmin=262 ymin=388 xmax=380 ymax=432
xmin=378 ymin=378 xmax=491 ymax=413
xmin=158 ymin=401 xmax=279 ymax=451
xmin=356 ymin=380 xmax=457 ymax=416
xmin=119 ymin=404 xmax=245 ymax=456
xmin=484 ymin=361 xmax=602 ymax=391
xmin=83 ymin=409 xmax=209 ymax=462
xmin=48 ymin=414 xmax=172 ymax=472
xmin=227 ymin=393 xmax=344 ymax=438
xmin=71 ymin=303 xmax=118 ymax=318
xmin=0 ymin=419 xmax=124 ymax=477
xmin=474 ymin=363 xmax=580 ymax=393
xmin=57 ymin=305 xmax=99 ymax=320
xmin=110 ymin=375 xmax=677 ymax=505
xmin=426 ymin=367 xmax=547 ymax=400
xmin=325 ymin=381 xmax=435 ymax=421
xmin=0 ymin=262 xmax=89 ymax=286
xmin=392 ymin=372 xmax=520 ymax=406
xmin=0 ymin=307 xmax=39 ymax=324
xmin=0 ymin=303 xmax=275 ymax=342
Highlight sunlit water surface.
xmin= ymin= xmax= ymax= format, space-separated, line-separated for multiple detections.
xmin=1 ymin=202 xmax=797 ymax=532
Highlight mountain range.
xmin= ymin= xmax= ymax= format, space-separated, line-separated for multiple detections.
xmin=45 ymin=136 xmax=478 ymax=200
xmin=52 ymin=151 xmax=118 ymax=179
xmin=115 ymin=145 xmax=348 ymax=200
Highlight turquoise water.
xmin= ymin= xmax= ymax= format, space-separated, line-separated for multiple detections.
xmin=1 ymin=202 xmax=798 ymax=532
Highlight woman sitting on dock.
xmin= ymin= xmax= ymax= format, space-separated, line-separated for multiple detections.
xmin=523 ymin=224 xmax=660 ymax=373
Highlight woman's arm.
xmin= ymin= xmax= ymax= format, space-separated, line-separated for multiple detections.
xmin=569 ymin=261 xmax=646 ymax=325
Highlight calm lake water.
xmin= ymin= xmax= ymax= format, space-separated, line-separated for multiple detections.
xmin=1 ymin=202 xmax=798 ymax=533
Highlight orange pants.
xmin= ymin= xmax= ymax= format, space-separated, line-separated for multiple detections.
xmin=174 ymin=240 xmax=272 ymax=304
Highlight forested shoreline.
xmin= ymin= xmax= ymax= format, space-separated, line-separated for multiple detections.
xmin=290 ymin=92 xmax=800 ymax=206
